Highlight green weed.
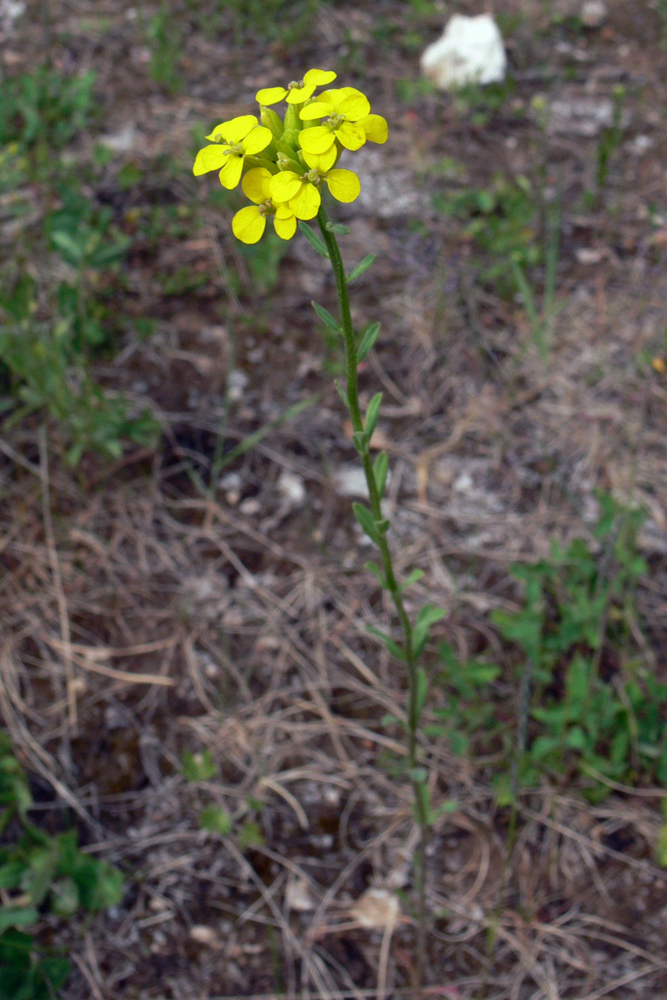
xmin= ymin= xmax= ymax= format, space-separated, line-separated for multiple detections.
xmin=0 ymin=274 xmax=158 ymax=465
xmin=435 ymin=172 xmax=563 ymax=357
xmin=146 ymin=4 xmax=184 ymax=95
xmin=0 ymin=732 xmax=124 ymax=999
xmin=0 ymin=67 xmax=97 ymax=151
xmin=188 ymin=0 xmax=318 ymax=45
xmin=588 ymin=84 xmax=626 ymax=206
xmin=492 ymin=495 xmax=664 ymax=801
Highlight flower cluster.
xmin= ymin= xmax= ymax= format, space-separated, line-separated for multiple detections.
xmin=193 ymin=69 xmax=388 ymax=244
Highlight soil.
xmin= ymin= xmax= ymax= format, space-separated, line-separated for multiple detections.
xmin=2 ymin=0 xmax=667 ymax=998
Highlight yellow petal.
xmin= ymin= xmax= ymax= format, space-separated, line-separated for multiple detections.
xmin=223 ymin=114 xmax=260 ymax=143
xmin=298 ymin=126 xmax=335 ymax=155
xmin=193 ymin=145 xmax=229 ymax=175
xmin=361 ymin=114 xmax=388 ymax=144
xmin=232 ymin=205 xmax=266 ymax=244
xmin=289 ymin=182 xmax=321 ymax=220
xmin=242 ymin=167 xmax=273 ymax=205
xmin=286 ymin=83 xmax=316 ymax=104
xmin=301 ymin=144 xmax=337 ymax=172
xmin=241 ymin=125 xmax=273 ymax=155
xmin=303 ymin=68 xmax=337 ymax=86
xmin=218 ymin=154 xmax=244 ymax=189
xmin=337 ymin=90 xmax=371 ymax=121
xmin=299 ymin=100 xmax=333 ymax=122
xmin=205 ymin=122 xmax=232 ymax=141
xmin=270 ymin=171 xmax=303 ymax=202
xmin=325 ymin=169 xmax=360 ymax=203
xmin=256 ymin=86 xmax=287 ymax=105
xmin=335 ymin=121 xmax=366 ymax=151
xmin=274 ymin=212 xmax=297 ymax=240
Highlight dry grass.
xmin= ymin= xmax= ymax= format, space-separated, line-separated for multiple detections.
xmin=3 ymin=0 xmax=667 ymax=996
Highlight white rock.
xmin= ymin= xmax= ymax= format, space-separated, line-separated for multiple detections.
xmin=189 ymin=925 xmax=216 ymax=945
xmin=420 ymin=14 xmax=507 ymax=90
xmin=334 ymin=466 xmax=368 ymax=498
xmin=277 ymin=470 xmax=305 ymax=504
xmin=99 ymin=124 xmax=137 ymax=153
xmin=548 ymin=98 xmax=617 ymax=137
xmin=581 ymin=0 xmax=607 ymax=27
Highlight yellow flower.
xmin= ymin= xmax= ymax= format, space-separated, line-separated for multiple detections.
xmin=232 ymin=168 xmax=301 ymax=244
xmin=298 ymin=88 xmax=371 ymax=154
xmin=256 ymin=69 xmax=337 ymax=107
xmin=273 ymin=167 xmax=361 ymax=209
xmin=193 ymin=115 xmax=272 ymax=190
xmin=270 ymin=171 xmax=321 ymax=220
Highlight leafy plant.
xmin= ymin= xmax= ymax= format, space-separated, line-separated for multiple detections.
xmin=425 ymin=645 xmax=502 ymax=757
xmin=435 ymin=171 xmax=564 ymax=357
xmin=0 ymin=732 xmax=124 ymax=999
xmin=146 ymin=4 xmax=184 ymax=95
xmin=492 ymin=495 xmax=664 ymax=800
xmin=188 ymin=0 xmax=318 ymax=45
xmin=435 ymin=173 xmax=540 ymax=292
xmin=0 ymin=276 xmax=158 ymax=464
xmin=0 ymin=68 xmax=97 ymax=151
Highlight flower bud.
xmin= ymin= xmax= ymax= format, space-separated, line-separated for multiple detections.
xmin=279 ymin=131 xmax=299 ymax=156
xmin=284 ymin=104 xmax=302 ymax=133
xmin=260 ymin=107 xmax=284 ymax=140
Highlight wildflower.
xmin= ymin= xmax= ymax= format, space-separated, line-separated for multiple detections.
xmin=270 ymin=171 xmax=321 ymax=219
xmin=256 ymin=69 xmax=337 ymax=107
xmin=272 ymin=167 xmax=361 ymax=209
xmin=298 ymin=87 xmax=388 ymax=155
xmin=193 ymin=115 xmax=272 ymax=189
xmin=232 ymin=168 xmax=303 ymax=244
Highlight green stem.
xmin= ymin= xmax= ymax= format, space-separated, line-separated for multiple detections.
xmin=316 ymin=205 xmax=429 ymax=983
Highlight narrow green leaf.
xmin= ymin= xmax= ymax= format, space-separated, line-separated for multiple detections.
xmin=352 ymin=430 xmax=368 ymax=455
xmin=357 ymin=322 xmax=380 ymax=362
xmin=51 ymin=231 xmax=85 ymax=263
xmin=326 ymin=221 xmax=350 ymax=235
xmin=373 ymin=451 xmax=389 ymax=498
xmin=347 ymin=254 xmax=376 ymax=283
xmin=0 ymin=907 xmax=39 ymax=931
xmin=352 ymin=502 xmax=379 ymax=543
xmin=366 ymin=625 xmax=407 ymax=662
xmin=311 ymin=301 xmax=342 ymax=335
xmin=408 ymin=767 xmax=428 ymax=784
xmin=413 ymin=605 xmax=446 ymax=657
xmin=298 ymin=221 xmax=329 ymax=258
xmin=364 ymin=392 xmax=382 ymax=439
xmin=365 ymin=560 xmax=388 ymax=589
xmin=400 ymin=568 xmax=424 ymax=592
xmin=334 ymin=380 xmax=349 ymax=409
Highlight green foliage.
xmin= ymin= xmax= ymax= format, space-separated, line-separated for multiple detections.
xmin=492 ymin=495 xmax=665 ymax=799
xmin=181 ymin=750 xmax=217 ymax=782
xmin=0 ymin=276 xmax=158 ymax=465
xmin=592 ymin=85 xmax=626 ymax=202
xmin=436 ymin=173 xmax=539 ymax=284
xmin=146 ymin=4 xmax=184 ymax=95
xmin=0 ymin=931 xmax=70 ymax=1000
xmin=188 ymin=0 xmax=318 ymax=44
xmin=425 ymin=645 xmax=502 ymax=756
xmin=451 ymin=77 xmax=518 ymax=129
xmin=656 ymin=0 xmax=667 ymax=47
xmin=200 ymin=806 xmax=232 ymax=835
xmin=0 ymin=732 xmax=124 ymax=999
xmin=0 ymin=68 xmax=97 ymax=150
